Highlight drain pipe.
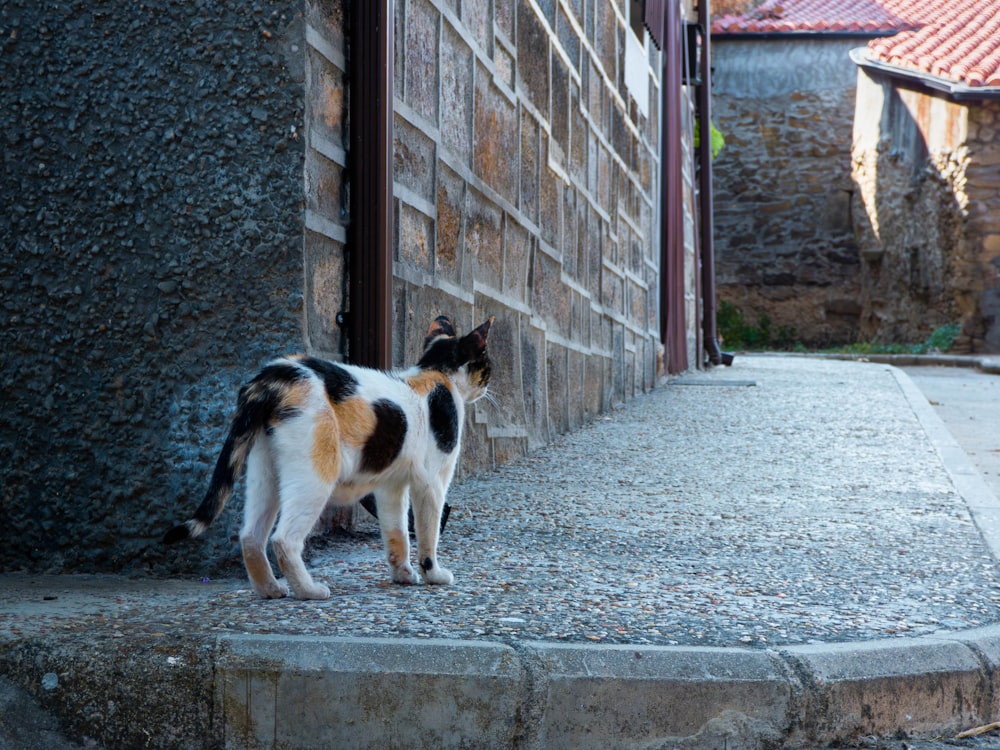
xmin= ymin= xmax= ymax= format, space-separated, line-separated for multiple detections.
xmin=696 ymin=0 xmax=729 ymax=366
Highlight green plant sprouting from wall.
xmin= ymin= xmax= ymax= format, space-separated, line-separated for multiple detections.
xmin=694 ymin=119 xmax=726 ymax=160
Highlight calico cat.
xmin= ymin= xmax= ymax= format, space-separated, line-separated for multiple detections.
xmin=163 ymin=315 xmax=493 ymax=600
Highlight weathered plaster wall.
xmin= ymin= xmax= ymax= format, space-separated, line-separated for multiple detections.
xmin=712 ymin=37 xmax=863 ymax=347
xmin=851 ymin=67 xmax=1000 ymax=352
xmin=1 ymin=1 xmax=306 ymax=574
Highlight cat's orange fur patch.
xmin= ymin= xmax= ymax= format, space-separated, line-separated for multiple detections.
xmin=310 ymin=410 xmax=341 ymax=484
xmin=406 ymin=370 xmax=450 ymax=396
xmin=242 ymin=545 xmax=274 ymax=589
xmin=332 ymin=397 xmax=377 ymax=448
xmin=285 ymin=380 xmax=310 ymax=405
xmin=312 ymin=395 xmax=379 ymax=483
xmin=385 ymin=529 xmax=407 ymax=566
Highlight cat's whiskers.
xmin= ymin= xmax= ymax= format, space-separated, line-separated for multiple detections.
xmin=475 ymin=390 xmax=517 ymax=423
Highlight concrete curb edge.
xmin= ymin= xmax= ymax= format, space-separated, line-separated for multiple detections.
xmin=209 ymin=628 xmax=1000 ymax=749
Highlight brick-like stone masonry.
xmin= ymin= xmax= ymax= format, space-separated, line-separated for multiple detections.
xmin=304 ymin=0 xmax=665 ymax=474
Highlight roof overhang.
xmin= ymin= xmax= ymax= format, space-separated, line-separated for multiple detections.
xmin=850 ymin=47 xmax=1000 ymax=101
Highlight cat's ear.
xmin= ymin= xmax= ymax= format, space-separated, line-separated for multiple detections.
xmin=424 ymin=316 xmax=456 ymax=349
xmin=465 ymin=316 xmax=494 ymax=353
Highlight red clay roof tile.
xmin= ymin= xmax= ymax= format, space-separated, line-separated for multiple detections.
xmin=869 ymin=0 xmax=1000 ymax=88
xmin=711 ymin=0 xmax=912 ymax=35
xmin=712 ymin=0 xmax=1000 ymax=89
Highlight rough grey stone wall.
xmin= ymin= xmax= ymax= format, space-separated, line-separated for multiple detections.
xmin=711 ymin=37 xmax=862 ymax=347
xmin=851 ymin=68 xmax=1000 ymax=353
xmin=1 ymin=0 xmax=306 ymax=574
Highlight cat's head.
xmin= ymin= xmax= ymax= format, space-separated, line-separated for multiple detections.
xmin=418 ymin=315 xmax=494 ymax=402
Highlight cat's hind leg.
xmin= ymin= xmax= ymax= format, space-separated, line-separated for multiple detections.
xmin=410 ymin=476 xmax=454 ymax=585
xmin=373 ymin=484 xmax=418 ymax=584
xmin=270 ymin=472 xmax=333 ymax=600
xmin=240 ymin=441 xmax=289 ymax=599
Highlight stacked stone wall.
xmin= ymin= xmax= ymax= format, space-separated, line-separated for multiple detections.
xmin=851 ymin=69 xmax=1000 ymax=352
xmin=711 ymin=38 xmax=862 ymax=347
xmin=331 ymin=0 xmax=664 ymax=466
xmin=962 ymin=101 xmax=1000 ymax=352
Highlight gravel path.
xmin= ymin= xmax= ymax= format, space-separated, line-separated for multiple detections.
xmin=2 ymin=356 xmax=998 ymax=649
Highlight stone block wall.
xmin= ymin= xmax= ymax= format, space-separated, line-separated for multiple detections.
xmin=303 ymin=0 xmax=349 ymax=359
xmin=711 ymin=37 xmax=863 ymax=347
xmin=966 ymin=102 xmax=1000 ymax=352
xmin=851 ymin=68 xmax=1000 ymax=352
xmin=305 ymin=0 xmax=665 ymax=471
xmin=0 ymin=1 xmax=306 ymax=573
xmin=393 ymin=0 xmax=664 ymax=463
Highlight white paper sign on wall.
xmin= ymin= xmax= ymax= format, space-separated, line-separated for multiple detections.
xmin=624 ymin=27 xmax=649 ymax=118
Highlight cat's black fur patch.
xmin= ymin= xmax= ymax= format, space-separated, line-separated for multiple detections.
xmin=361 ymin=399 xmax=408 ymax=473
xmin=232 ymin=364 xmax=305 ymax=434
xmin=298 ymin=357 xmax=358 ymax=403
xmin=422 ymin=316 xmax=456 ymax=348
xmin=198 ymin=434 xmax=240 ymax=518
xmin=417 ymin=338 xmax=461 ymax=372
xmin=421 ymin=557 xmax=434 ymax=572
xmin=417 ymin=319 xmax=491 ymax=383
xmin=427 ymin=383 xmax=458 ymax=453
xmin=257 ymin=361 xmax=308 ymax=387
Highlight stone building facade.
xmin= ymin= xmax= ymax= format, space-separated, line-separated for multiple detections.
xmin=710 ymin=36 xmax=864 ymax=347
xmin=304 ymin=0 xmax=667 ymax=468
xmin=851 ymin=66 xmax=1000 ymax=352
xmin=2 ymin=0 xmax=683 ymax=575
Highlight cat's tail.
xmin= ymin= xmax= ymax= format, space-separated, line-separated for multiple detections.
xmin=163 ymin=361 xmax=307 ymax=544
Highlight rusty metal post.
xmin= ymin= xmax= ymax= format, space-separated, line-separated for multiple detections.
xmin=660 ymin=0 xmax=689 ymax=373
xmin=697 ymin=0 xmax=723 ymax=366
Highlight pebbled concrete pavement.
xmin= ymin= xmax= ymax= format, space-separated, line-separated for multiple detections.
xmin=2 ymin=355 xmax=1000 ymax=749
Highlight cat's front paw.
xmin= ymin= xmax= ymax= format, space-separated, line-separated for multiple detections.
xmin=254 ymin=580 xmax=290 ymax=599
xmin=292 ymin=581 xmax=331 ymax=600
xmin=421 ymin=559 xmax=454 ymax=585
xmin=391 ymin=563 xmax=418 ymax=585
